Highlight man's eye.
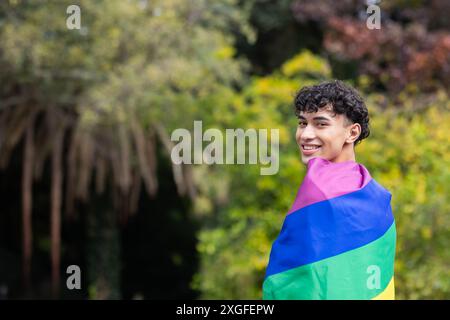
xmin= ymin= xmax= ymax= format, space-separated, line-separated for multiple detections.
xmin=318 ymin=123 xmax=327 ymax=127
xmin=299 ymin=122 xmax=307 ymax=127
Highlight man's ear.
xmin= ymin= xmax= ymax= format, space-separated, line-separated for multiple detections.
xmin=346 ymin=123 xmax=361 ymax=144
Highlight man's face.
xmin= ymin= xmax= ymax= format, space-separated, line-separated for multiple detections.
xmin=295 ymin=105 xmax=357 ymax=165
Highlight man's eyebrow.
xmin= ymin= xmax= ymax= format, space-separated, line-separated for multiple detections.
xmin=312 ymin=116 xmax=331 ymax=121
xmin=298 ymin=115 xmax=333 ymax=121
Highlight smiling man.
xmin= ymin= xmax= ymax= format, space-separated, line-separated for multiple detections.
xmin=263 ymin=80 xmax=397 ymax=300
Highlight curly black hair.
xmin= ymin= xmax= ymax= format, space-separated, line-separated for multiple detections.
xmin=293 ymin=80 xmax=370 ymax=145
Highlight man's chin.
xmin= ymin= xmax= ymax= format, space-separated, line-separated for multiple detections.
xmin=301 ymin=155 xmax=318 ymax=165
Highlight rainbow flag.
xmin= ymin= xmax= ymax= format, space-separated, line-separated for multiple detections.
xmin=263 ymin=158 xmax=396 ymax=300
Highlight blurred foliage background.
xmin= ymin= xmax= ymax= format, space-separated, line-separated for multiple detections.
xmin=0 ymin=0 xmax=448 ymax=299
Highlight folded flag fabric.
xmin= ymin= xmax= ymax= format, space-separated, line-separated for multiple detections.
xmin=263 ymin=157 xmax=396 ymax=300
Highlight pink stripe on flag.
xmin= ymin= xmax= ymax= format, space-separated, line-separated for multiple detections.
xmin=288 ymin=157 xmax=372 ymax=215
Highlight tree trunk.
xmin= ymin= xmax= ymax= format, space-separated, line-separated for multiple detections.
xmin=51 ymin=129 xmax=64 ymax=298
xmin=22 ymin=124 xmax=34 ymax=290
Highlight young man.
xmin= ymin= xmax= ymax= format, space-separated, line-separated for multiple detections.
xmin=263 ymin=80 xmax=396 ymax=300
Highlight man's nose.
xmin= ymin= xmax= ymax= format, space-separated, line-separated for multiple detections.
xmin=300 ymin=124 xmax=316 ymax=141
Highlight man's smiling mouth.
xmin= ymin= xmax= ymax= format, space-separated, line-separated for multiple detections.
xmin=302 ymin=144 xmax=321 ymax=150
xmin=301 ymin=144 xmax=321 ymax=155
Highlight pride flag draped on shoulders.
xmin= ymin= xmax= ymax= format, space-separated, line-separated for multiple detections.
xmin=263 ymin=157 xmax=396 ymax=300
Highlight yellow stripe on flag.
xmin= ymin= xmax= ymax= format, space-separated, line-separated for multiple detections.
xmin=372 ymin=277 xmax=395 ymax=300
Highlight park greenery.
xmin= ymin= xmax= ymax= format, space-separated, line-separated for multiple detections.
xmin=0 ymin=0 xmax=448 ymax=299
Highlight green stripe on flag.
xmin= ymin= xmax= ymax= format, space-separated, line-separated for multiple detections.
xmin=263 ymin=222 xmax=396 ymax=300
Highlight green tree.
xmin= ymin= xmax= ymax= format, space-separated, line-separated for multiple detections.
xmin=0 ymin=0 xmax=251 ymax=298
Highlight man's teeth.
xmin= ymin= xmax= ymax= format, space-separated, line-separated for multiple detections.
xmin=303 ymin=145 xmax=320 ymax=150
